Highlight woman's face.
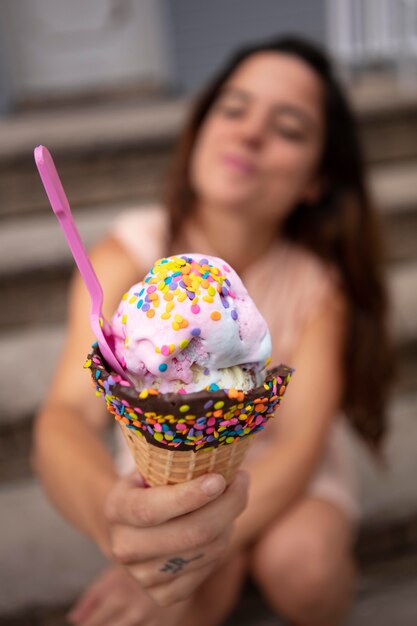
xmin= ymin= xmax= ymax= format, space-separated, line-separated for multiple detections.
xmin=190 ymin=52 xmax=325 ymax=224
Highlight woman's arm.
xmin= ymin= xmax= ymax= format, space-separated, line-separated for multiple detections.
xmin=229 ymin=289 xmax=349 ymax=552
xmin=32 ymin=235 xmax=250 ymax=606
xmin=32 ymin=235 xmax=141 ymax=555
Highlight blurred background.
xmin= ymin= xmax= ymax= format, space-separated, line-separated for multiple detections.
xmin=0 ymin=1 xmax=416 ymax=624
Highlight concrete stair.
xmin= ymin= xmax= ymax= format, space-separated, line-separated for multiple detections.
xmin=1 ymin=77 xmax=417 ymax=622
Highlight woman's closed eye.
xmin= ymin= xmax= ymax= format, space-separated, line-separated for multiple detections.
xmin=216 ymin=102 xmax=247 ymax=118
xmin=273 ymin=122 xmax=306 ymax=142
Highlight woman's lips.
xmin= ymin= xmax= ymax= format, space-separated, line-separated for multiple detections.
xmin=222 ymin=154 xmax=258 ymax=175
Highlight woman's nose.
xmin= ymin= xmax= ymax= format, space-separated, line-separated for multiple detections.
xmin=237 ymin=114 xmax=267 ymax=149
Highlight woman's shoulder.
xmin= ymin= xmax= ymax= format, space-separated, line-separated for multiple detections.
xmin=111 ymin=203 xmax=169 ymax=270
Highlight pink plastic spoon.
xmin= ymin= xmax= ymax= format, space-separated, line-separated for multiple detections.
xmin=34 ymin=145 xmax=128 ymax=380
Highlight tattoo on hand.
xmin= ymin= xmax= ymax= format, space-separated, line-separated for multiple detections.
xmin=160 ymin=554 xmax=204 ymax=575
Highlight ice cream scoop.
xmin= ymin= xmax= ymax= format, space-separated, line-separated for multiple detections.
xmin=111 ymin=254 xmax=272 ymax=394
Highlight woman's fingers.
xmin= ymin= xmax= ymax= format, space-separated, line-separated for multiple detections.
xmin=67 ymin=572 xmax=107 ymax=624
xmin=106 ymin=471 xmax=227 ymax=527
xmin=110 ymin=471 xmax=249 ymax=563
xmin=145 ymin=561 xmax=216 ymax=607
xmin=129 ymin=528 xmax=231 ymax=589
xmin=77 ymin=595 xmax=122 ymax=626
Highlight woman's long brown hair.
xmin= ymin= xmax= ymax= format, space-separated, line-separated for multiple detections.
xmin=163 ymin=35 xmax=394 ymax=450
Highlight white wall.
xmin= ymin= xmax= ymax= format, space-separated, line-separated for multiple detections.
xmin=0 ymin=0 xmax=172 ymax=99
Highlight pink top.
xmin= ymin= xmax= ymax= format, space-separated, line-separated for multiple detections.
xmin=111 ymin=205 xmax=359 ymax=520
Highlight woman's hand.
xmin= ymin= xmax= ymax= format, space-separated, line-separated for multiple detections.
xmin=104 ymin=470 xmax=249 ymax=607
xmin=67 ymin=564 xmax=163 ymax=626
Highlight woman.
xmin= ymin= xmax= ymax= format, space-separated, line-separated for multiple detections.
xmin=33 ymin=35 xmax=392 ymax=626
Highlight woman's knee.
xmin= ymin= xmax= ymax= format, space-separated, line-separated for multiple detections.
xmin=249 ymin=515 xmax=352 ymax=610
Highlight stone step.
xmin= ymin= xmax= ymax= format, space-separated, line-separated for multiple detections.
xmin=0 ymin=471 xmax=416 ymax=622
xmin=1 ymin=200 xmax=416 ymax=331
xmin=0 ymin=478 xmax=107 ymax=617
xmin=1 ymin=85 xmax=417 ymax=220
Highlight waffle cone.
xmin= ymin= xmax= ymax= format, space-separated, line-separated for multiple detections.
xmin=119 ymin=421 xmax=253 ymax=485
xmin=86 ymin=345 xmax=294 ymax=486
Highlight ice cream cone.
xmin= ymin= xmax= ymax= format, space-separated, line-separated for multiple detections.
xmin=85 ymin=344 xmax=294 ymax=486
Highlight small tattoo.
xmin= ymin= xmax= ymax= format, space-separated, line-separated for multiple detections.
xmin=160 ymin=553 xmax=204 ymax=575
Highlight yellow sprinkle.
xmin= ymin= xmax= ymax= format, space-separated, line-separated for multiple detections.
xmin=121 ymin=314 xmax=127 ymax=324
xmin=169 ymin=344 xmax=175 ymax=353
xmin=158 ymin=281 xmax=165 ymax=290
xmin=161 ymin=312 xmax=171 ymax=320
xmin=172 ymin=322 xmax=180 ymax=331
xmin=166 ymin=301 xmax=174 ymax=312
xmin=179 ymin=339 xmax=189 ymax=349
xmin=177 ymin=292 xmax=187 ymax=302
xmin=125 ymin=337 xmax=129 ymax=346
xmin=139 ymin=389 xmax=149 ymax=399
xmin=122 ymin=292 xmax=128 ymax=300
xmin=83 ymin=359 xmax=92 ymax=369
xmin=155 ymin=346 xmax=161 ymax=353
xmin=203 ymin=296 xmax=214 ymax=304
xmin=128 ymin=296 xmax=137 ymax=304
xmin=174 ymin=314 xmax=183 ymax=323
xmin=153 ymin=298 xmax=160 ymax=308
xmin=208 ymin=286 xmax=216 ymax=296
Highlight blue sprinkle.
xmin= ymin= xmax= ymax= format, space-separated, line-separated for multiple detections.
xmin=159 ymin=363 xmax=168 ymax=372
xmin=204 ymin=399 xmax=214 ymax=409
xmin=209 ymin=383 xmax=220 ymax=391
xmin=203 ymin=368 xmax=210 ymax=375
xmin=95 ymin=370 xmax=100 ymax=379
xmin=199 ymin=258 xmax=208 ymax=265
xmin=191 ymin=327 xmax=201 ymax=337
xmin=136 ymin=299 xmax=143 ymax=309
xmin=92 ymin=341 xmax=98 ymax=348
xmin=165 ymin=276 xmax=172 ymax=284
xmin=221 ymin=297 xmax=229 ymax=309
xmin=231 ymin=309 xmax=238 ymax=321
xmin=162 ymin=423 xmax=170 ymax=431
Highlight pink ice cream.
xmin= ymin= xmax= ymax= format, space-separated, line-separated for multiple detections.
xmin=111 ymin=254 xmax=272 ymax=393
